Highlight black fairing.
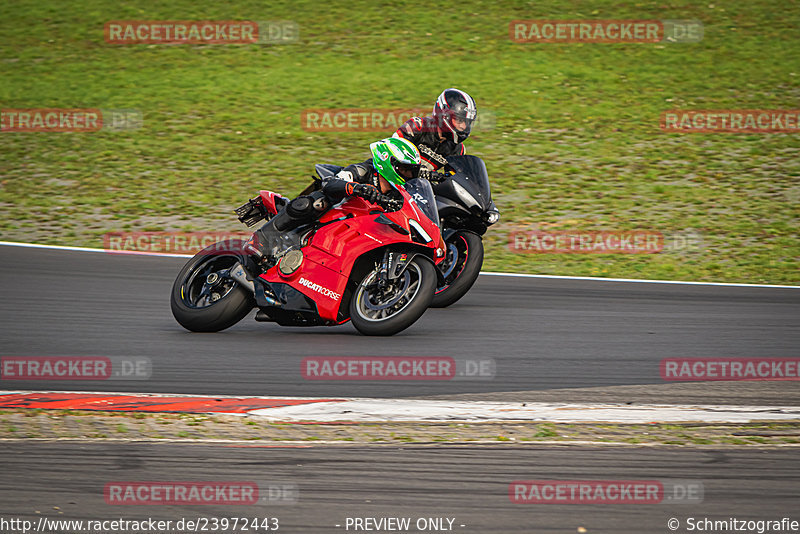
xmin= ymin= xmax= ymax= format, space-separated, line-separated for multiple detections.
xmin=432 ymin=155 xmax=495 ymax=235
xmin=254 ymin=279 xmax=333 ymax=326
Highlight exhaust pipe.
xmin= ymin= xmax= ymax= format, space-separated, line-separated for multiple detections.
xmin=230 ymin=262 xmax=255 ymax=293
xmin=230 ymin=262 xmax=280 ymax=307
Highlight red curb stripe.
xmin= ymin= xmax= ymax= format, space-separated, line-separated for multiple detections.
xmin=0 ymin=393 xmax=343 ymax=413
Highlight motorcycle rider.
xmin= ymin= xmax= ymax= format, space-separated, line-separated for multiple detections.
xmin=254 ymin=90 xmax=476 ymax=251
xmin=322 ymin=136 xmax=422 ymax=213
xmin=258 ymin=137 xmax=422 ymax=245
xmin=392 ymin=88 xmax=478 ymax=181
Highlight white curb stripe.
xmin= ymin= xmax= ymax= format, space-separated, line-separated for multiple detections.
xmin=2 ymin=390 xmax=797 ymax=423
xmin=1 ymin=240 xmax=797 ymax=288
xmin=246 ymin=399 xmax=800 ymax=423
xmin=0 ymin=389 xmax=339 ymax=401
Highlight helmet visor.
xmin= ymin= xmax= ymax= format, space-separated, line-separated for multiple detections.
xmin=392 ymin=158 xmax=421 ymax=181
xmin=450 ymin=113 xmax=474 ymax=135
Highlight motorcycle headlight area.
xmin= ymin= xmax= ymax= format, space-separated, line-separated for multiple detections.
xmin=452 ymin=181 xmax=480 ymax=209
xmin=408 ymin=219 xmax=433 ymax=243
xmin=485 ymin=210 xmax=500 ymax=225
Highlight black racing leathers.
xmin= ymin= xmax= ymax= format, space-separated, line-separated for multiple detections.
xmin=393 ymin=116 xmax=466 ymax=172
xmin=321 ymin=159 xmax=404 ymax=212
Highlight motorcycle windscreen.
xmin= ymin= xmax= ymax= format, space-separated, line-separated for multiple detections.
xmin=444 ymin=155 xmax=493 ymax=209
xmin=403 ymin=178 xmax=440 ymax=227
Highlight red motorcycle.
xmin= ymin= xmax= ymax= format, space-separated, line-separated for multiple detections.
xmin=170 ymin=176 xmax=445 ymax=336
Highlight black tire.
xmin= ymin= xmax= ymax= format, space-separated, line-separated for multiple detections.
xmin=170 ymin=239 xmax=255 ymax=332
xmin=349 ymin=256 xmax=436 ymax=336
xmin=431 ymin=231 xmax=484 ymax=308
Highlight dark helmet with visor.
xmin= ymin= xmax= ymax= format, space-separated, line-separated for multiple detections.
xmin=432 ymin=88 xmax=477 ymax=143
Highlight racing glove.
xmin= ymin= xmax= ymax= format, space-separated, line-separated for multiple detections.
xmin=345 ymin=182 xmax=380 ymax=204
xmin=419 ymin=168 xmax=448 ymax=183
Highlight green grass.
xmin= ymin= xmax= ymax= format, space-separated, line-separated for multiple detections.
xmin=533 ymin=424 xmax=559 ymax=438
xmin=1 ymin=0 xmax=798 ymax=283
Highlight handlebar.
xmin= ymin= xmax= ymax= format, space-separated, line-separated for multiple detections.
xmin=420 ymin=170 xmax=449 ymax=184
xmin=375 ymin=194 xmax=393 ymax=211
xmin=431 ymin=171 xmax=450 ymax=183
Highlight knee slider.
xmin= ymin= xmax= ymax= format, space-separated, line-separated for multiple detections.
xmin=287 ymin=196 xmax=314 ymax=219
xmin=272 ymin=196 xmax=316 ymax=232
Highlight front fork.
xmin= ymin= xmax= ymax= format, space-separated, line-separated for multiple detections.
xmin=376 ymin=248 xmax=445 ymax=288
xmin=377 ymin=250 xmax=413 ymax=286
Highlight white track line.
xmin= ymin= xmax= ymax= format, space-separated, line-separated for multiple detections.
xmin=1 ymin=240 xmax=797 ymax=288
xmin=479 ymin=271 xmax=799 ymax=288
xmin=0 ymin=240 xmax=193 ymax=258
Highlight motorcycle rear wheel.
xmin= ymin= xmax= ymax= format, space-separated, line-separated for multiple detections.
xmin=430 ymin=231 xmax=483 ymax=308
xmin=170 ymin=239 xmax=255 ymax=332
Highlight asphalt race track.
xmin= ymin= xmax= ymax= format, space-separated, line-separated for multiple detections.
xmin=1 ymin=442 xmax=799 ymax=533
xmin=1 ymin=245 xmax=799 ymax=403
xmin=1 ymin=244 xmax=799 ymax=533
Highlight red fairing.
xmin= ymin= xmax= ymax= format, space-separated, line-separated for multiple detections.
xmin=318 ymin=194 xmax=444 ymax=258
xmin=259 ymin=190 xmax=287 ymax=216
xmin=259 ymin=189 xmax=443 ymax=322
xmin=259 ymin=256 xmax=347 ymax=321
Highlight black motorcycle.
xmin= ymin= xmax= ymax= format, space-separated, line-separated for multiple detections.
xmin=429 ymin=155 xmax=499 ymax=307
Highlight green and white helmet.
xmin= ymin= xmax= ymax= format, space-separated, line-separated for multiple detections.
xmin=370 ymin=137 xmax=422 ymax=187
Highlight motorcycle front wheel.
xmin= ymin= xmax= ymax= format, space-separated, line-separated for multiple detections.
xmin=349 ymin=256 xmax=436 ymax=336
